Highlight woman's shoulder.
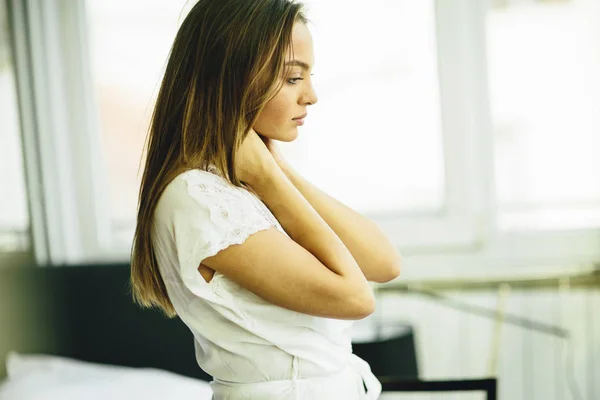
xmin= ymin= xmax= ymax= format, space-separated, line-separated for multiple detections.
xmin=155 ymin=167 xmax=254 ymax=222
xmin=152 ymin=166 xmax=274 ymax=262
xmin=176 ymin=165 xmax=227 ymax=188
xmin=164 ymin=167 xmax=235 ymax=200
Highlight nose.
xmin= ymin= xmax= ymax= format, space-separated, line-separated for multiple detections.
xmin=300 ymin=81 xmax=318 ymax=106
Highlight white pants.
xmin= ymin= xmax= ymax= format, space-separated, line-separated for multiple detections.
xmin=209 ymin=354 xmax=382 ymax=400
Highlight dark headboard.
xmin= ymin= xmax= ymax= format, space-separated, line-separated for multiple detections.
xmin=0 ymin=263 xmax=211 ymax=381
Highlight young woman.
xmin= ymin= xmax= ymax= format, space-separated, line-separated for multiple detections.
xmin=130 ymin=0 xmax=402 ymax=398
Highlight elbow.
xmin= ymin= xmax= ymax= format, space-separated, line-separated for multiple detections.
xmin=352 ymin=283 xmax=376 ymax=319
xmin=337 ymin=280 xmax=375 ymax=320
xmin=387 ymin=255 xmax=402 ymax=280
xmin=371 ymin=253 xmax=402 ymax=283
xmin=354 ymin=290 xmax=376 ymax=319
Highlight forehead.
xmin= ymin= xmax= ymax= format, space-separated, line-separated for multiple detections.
xmin=288 ymin=22 xmax=314 ymax=63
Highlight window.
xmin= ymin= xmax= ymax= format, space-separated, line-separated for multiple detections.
xmin=86 ymin=0 xmax=193 ymax=245
xmin=86 ymin=0 xmax=481 ymax=253
xmin=11 ymin=0 xmax=599 ymax=270
xmin=281 ymin=0 xmax=445 ymax=215
xmin=488 ymin=0 xmax=600 ymax=231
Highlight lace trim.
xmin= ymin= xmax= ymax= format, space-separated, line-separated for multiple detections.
xmin=249 ymin=196 xmax=285 ymax=234
xmin=183 ymin=168 xmax=283 ymax=230
xmin=179 ymin=169 xmax=273 ymax=280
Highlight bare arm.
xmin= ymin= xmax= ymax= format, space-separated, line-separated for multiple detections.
xmin=279 ymin=161 xmax=401 ymax=283
xmin=201 ymin=131 xmax=375 ymax=320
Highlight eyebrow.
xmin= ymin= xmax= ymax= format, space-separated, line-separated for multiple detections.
xmin=285 ymin=60 xmax=311 ymax=71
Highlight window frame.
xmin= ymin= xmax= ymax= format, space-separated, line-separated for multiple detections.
xmin=399 ymin=0 xmax=600 ymax=277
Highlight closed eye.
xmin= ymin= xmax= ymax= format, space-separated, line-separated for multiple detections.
xmin=287 ymin=74 xmax=314 ymax=85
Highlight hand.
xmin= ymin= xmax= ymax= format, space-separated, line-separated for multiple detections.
xmin=235 ymin=128 xmax=278 ymax=185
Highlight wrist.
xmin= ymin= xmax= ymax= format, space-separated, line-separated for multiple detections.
xmin=247 ymin=158 xmax=284 ymax=188
xmin=275 ymin=157 xmax=291 ymax=176
xmin=279 ymin=160 xmax=301 ymax=189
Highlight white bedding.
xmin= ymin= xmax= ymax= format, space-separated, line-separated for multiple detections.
xmin=0 ymin=352 xmax=213 ymax=400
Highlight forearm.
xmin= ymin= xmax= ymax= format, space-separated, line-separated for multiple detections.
xmin=279 ymin=162 xmax=401 ymax=283
xmin=249 ymin=167 xmax=368 ymax=285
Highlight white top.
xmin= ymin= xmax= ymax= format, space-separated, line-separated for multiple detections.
xmin=151 ymin=167 xmax=382 ymax=400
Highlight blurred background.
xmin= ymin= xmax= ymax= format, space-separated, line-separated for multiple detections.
xmin=1 ymin=0 xmax=599 ymax=399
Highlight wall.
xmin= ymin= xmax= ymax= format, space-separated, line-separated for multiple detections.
xmin=375 ymin=288 xmax=600 ymax=400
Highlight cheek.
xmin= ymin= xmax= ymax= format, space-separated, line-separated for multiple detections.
xmin=264 ymin=100 xmax=288 ymax=122
xmin=267 ymin=93 xmax=292 ymax=120
xmin=255 ymin=92 xmax=293 ymax=132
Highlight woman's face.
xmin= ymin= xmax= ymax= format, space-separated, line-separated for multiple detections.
xmin=253 ymin=22 xmax=318 ymax=142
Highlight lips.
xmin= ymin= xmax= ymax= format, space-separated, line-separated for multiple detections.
xmin=293 ymin=113 xmax=307 ymax=121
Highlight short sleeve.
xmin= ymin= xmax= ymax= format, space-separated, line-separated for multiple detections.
xmin=158 ymin=170 xmax=272 ymax=290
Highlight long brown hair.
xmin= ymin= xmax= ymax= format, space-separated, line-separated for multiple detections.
xmin=131 ymin=0 xmax=307 ymax=317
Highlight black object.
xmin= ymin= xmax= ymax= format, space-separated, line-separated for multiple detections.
xmin=0 ymin=263 xmax=210 ymax=381
xmin=352 ymin=323 xmax=418 ymax=379
xmin=351 ymin=317 xmax=496 ymax=399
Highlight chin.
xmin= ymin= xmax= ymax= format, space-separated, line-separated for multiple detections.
xmin=269 ymin=127 xmax=299 ymax=143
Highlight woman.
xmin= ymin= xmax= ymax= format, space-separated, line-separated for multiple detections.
xmin=130 ymin=0 xmax=402 ymax=398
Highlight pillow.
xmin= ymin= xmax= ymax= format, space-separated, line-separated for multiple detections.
xmin=0 ymin=352 xmax=213 ymax=400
